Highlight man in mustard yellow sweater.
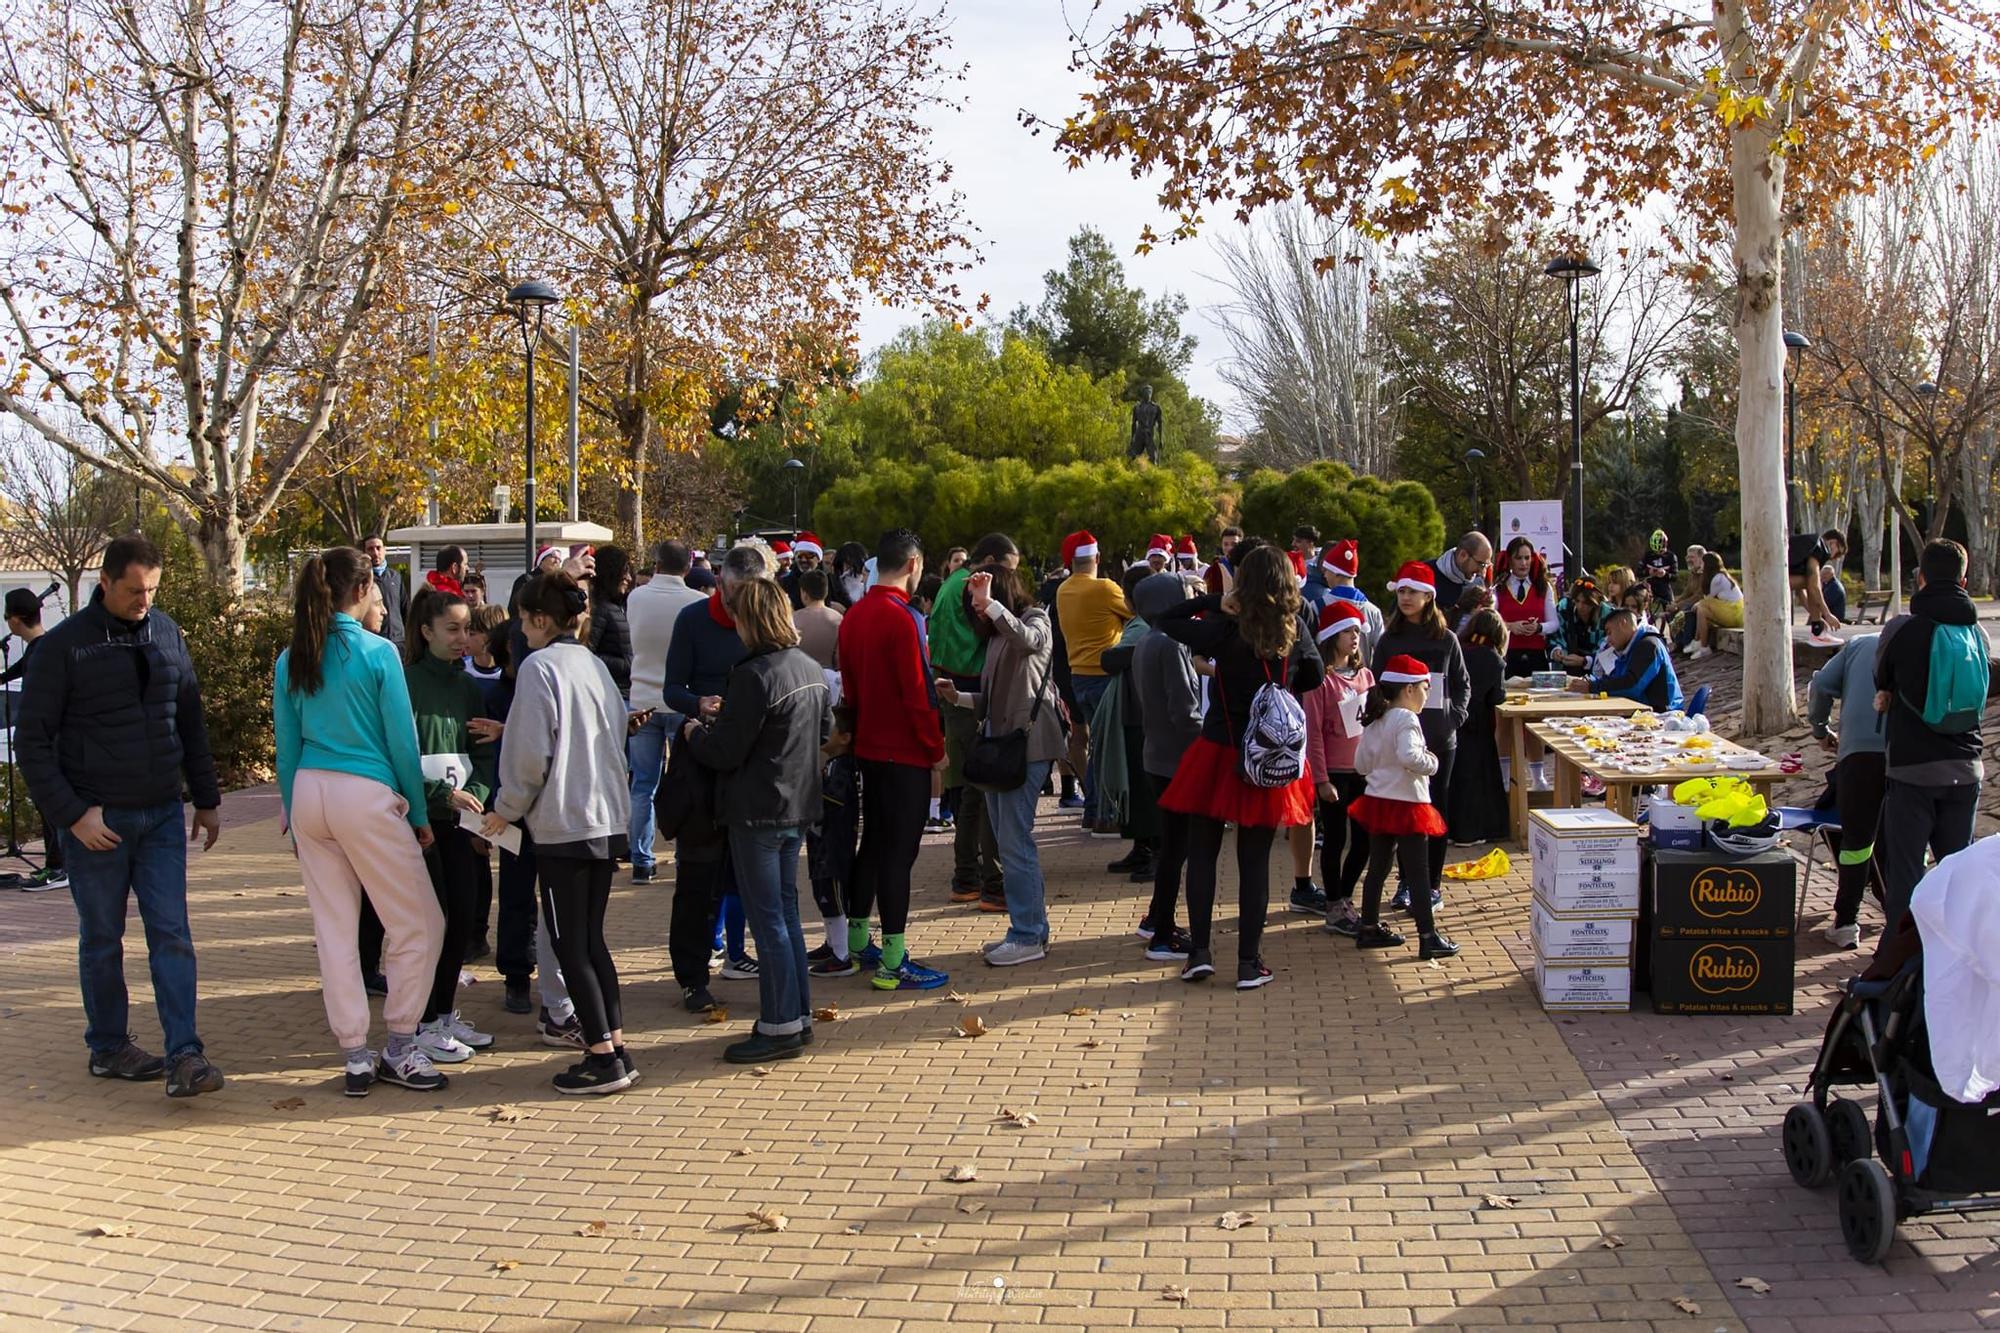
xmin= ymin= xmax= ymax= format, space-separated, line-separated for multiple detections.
xmin=1055 ymin=530 xmax=1130 ymax=832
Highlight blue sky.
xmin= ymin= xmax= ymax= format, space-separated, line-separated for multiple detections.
xmin=855 ymin=1 xmax=1253 ymax=423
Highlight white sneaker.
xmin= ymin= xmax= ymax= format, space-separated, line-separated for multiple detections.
xmin=415 ymin=1019 xmax=474 ymax=1064
xmin=1531 ymin=771 xmax=1553 ymax=793
xmin=377 ymin=1045 xmax=447 ymax=1091
xmin=1688 ymin=644 xmax=1713 ymax=661
xmin=444 ymin=1010 xmax=495 ymax=1049
xmin=984 ymin=939 xmax=1048 ymax=967
xmin=718 ymin=955 xmax=760 ymax=980
xmin=1822 ymin=922 xmax=1862 ymax=949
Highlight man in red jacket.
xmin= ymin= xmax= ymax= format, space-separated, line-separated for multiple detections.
xmin=838 ymin=529 xmax=951 ymax=991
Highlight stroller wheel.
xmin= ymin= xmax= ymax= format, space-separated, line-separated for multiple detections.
xmin=1783 ymin=1101 xmax=1833 ymax=1188
xmin=1828 ymin=1097 xmax=1872 ymax=1166
xmin=1838 ymin=1158 xmax=1897 ymax=1264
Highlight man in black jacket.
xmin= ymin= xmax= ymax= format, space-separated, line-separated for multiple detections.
xmin=1872 ymin=539 xmax=1999 ymax=929
xmin=16 ymin=533 xmax=225 ymax=1098
xmin=361 ymin=535 xmax=405 ymax=646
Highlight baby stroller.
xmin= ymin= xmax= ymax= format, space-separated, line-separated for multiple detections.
xmin=1782 ymin=924 xmax=2000 ymax=1262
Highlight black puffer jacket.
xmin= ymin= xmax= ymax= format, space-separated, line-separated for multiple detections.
xmin=16 ymin=594 xmax=221 ymax=829
xmin=685 ymin=645 xmax=833 ymax=829
xmin=588 ymin=594 xmax=633 ymax=698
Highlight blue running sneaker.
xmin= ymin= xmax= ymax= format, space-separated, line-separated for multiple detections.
xmin=1058 ymin=792 xmax=1086 ymax=810
xmin=854 ymin=942 xmax=883 ymax=972
xmin=872 ymin=957 xmax=949 ymax=991
xmin=1389 ymin=886 xmax=1411 ymax=913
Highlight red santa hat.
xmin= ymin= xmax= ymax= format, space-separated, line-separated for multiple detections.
xmin=1316 ymin=601 xmax=1365 ymax=643
xmin=1289 ymin=550 xmax=1308 ymax=585
xmin=1321 ymin=539 xmax=1359 ymax=578
xmin=425 ymin=570 xmax=464 ymax=598
xmin=1147 ymin=533 xmax=1173 ymax=560
xmin=792 ymin=532 xmax=823 ymax=557
xmin=1379 ymin=654 xmax=1432 ymax=685
xmin=1060 ymin=530 xmax=1099 ymax=568
xmin=1175 ymin=535 xmax=1199 ymax=563
xmin=1386 ymin=560 xmax=1436 ymax=595
xmin=772 ymin=540 xmax=793 ymax=560
xmin=534 ymin=545 xmax=563 ymax=568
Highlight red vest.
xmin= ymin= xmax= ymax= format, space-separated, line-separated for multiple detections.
xmin=1496 ymin=579 xmax=1549 ymax=651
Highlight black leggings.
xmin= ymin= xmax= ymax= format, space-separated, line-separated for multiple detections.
xmin=1144 ymin=771 xmax=1192 ymax=934
xmin=539 ymin=855 xmax=621 ymax=1047
xmin=1184 ymin=816 xmax=1275 ymax=962
xmin=1427 ymin=745 xmax=1457 ymax=893
xmin=670 ymin=854 xmax=724 ymax=989
xmin=422 ymin=823 xmax=483 ymax=1022
xmin=1361 ymin=832 xmax=1439 ymax=935
xmin=851 ymin=759 xmax=929 ymax=936
xmin=1832 ymin=751 xmax=1887 ymax=928
xmin=1320 ymin=773 xmax=1369 ymax=901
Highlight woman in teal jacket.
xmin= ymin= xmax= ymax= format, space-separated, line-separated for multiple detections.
xmin=274 ymin=546 xmax=444 ymax=1097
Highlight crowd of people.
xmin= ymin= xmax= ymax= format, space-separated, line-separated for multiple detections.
xmin=12 ymin=518 xmax=1993 ymax=1101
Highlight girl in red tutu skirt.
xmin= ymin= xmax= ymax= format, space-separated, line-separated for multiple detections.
xmin=1348 ymin=656 xmax=1460 ymax=959
xmin=1155 ymin=543 xmax=1326 ymax=990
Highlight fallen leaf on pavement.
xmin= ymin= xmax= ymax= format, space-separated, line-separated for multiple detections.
xmin=1080 ymin=1037 xmax=1102 ymax=1049
xmin=704 ymin=1008 xmax=730 ymax=1024
xmin=728 ymin=1147 xmax=752 ymax=1158
xmin=957 ymin=1199 xmax=987 ymax=1215
xmin=944 ymin=1164 xmax=978 ymax=1182
xmin=956 ymin=1014 xmax=988 ymax=1038
xmin=1217 ymin=1211 xmax=1256 ymax=1230
xmin=1067 ymin=1006 xmax=1093 ymax=1017
xmin=744 ymin=1209 xmax=788 ymax=1233
xmin=577 ymin=1220 xmax=608 ymax=1237
xmin=1119 ymin=1011 xmax=1134 ymax=1018
xmin=844 ymin=1223 xmax=863 ymax=1234
xmin=1736 ymin=1277 xmax=1772 ymax=1295
xmin=486 ymin=1105 xmax=531 ymax=1123
xmin=490 ymin=1258 xmax=520 ymax=1272
xmin=271 ymin=1096 xmax=306 ymax=1111
xmin=812 ymin=1004 xmax=841 ymax=1022
xmin=947 ymin=990 xmax=972 ymax=1003
xmin=1160 ymin=1284 xmax=1191 ymax=1304
xmin=84 ymin=1223 xmax=134 ymax=1238
xmin=749 ymin=1066 xmax=773 ymax=1077
xmin=996 ymin=1108 xmax=1038 ymax=1128
xmin=1599 ymin=1234 xmax=1626 ymax=1249
xmin=1671 ymin=1297 xmax=1702 ymax=1315
xmin=1481 ymin=1194 xmax=1520 ymax=1210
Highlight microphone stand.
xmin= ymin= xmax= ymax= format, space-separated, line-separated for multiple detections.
xmin=0 ymin=631 xmax=35 ymax=885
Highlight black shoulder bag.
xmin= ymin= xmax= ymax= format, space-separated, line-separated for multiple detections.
xmin=962 ymin=646 xmax=1054 ymax=794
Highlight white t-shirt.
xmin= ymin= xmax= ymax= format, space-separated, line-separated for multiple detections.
xmin=1709 ymin=572 xmax=1743 ymax=604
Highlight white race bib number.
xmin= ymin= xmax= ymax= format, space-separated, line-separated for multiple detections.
xmin=421 ymin=753 xmax=473 ymax=789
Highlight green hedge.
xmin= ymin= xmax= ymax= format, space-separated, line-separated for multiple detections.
xmin=1236 ymin=462 xmax=1445 ymax=596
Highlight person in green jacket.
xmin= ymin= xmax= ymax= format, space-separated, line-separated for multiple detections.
xmin=930 ymin=533 xmax=1020 ymax=912
xmin=405 ymin=587 xmax=499 ymax=1066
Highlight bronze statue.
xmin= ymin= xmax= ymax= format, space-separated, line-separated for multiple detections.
xmin=1127 ymin=383 xmax=1163 ymax=464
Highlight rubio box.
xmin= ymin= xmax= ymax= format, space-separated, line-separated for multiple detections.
xmin=1651 ymin=849 xmax=1795 ymax=939
xmin=1649 ymin=937 xmax=1794 ymax=1015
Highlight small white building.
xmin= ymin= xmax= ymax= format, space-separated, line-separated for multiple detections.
xmin=388 ymin=521 xmax=616 ymax=602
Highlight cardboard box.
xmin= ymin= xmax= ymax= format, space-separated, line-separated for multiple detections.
xmin=1533 ymin=873 xmax=1640 ymax=919
xmin=1531 ymin=808 xmax=1640 ymax=868
xmin=1535 ymin=959 xmax=1632 ymax=1011
xmin=1651 ymin=848 xmax=1796 ymax=939
xmin=1650 ymin=826 xmax=1704 ymax=851
xmin=1649 ymin=936 xmax=1794 ymax=1014
xmin=1532 ymin=903 xmax=1635 ymax=962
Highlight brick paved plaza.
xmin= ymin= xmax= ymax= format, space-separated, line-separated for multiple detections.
xmin=3 ymin=681 xmax=1998 ymax=1330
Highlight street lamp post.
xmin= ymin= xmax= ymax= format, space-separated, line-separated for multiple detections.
xmin=1783 ymin=330 xmax=1811 ymax=529
xmin=505 ymin=279 xmax=560 ymax=574
xmin=783 ymin=457 xmax=805 ymax=531
xmin=1461 ymin=447 xmax=1486 ymax=532
xmin=1544 ymin=255 xmax=1599 ymax=576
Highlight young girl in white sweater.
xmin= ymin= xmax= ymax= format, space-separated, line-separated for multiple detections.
xmin=1346 ymin=655 xmax=1459 ymax=959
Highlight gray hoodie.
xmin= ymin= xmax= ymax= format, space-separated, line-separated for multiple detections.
xmin=1129 ymin=573 xmax=1204 ymax=779
xmin=493 ymin=640 xmax=633 ymax=847
xmin=1807 ymin=632 xmax=1886 ymax=760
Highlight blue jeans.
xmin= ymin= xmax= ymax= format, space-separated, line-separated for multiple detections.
xmin=726 ymin=825 xmax=810 ymax=1036
xmin=1068 ymin=675 xmax=1112 ymax=826
xmin=61 ymin=801 xmax=202 ymax=1059
xmin=986 ymin=760 xmax=1053 ymax=947
xmin=626 ymin=711 xmax=681 ymax=871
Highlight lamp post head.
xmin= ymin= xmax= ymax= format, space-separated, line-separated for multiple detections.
xmin=1464 ymin=447 xmax=1486 ymax=462
xmin=506 ymin=279 xmax=560 ymax=312
xmin=1783 ymin=330 xmax=1812 ymax=353
xmin=1916 ymin=380 xmax=1939 ymax=397
xmin=782 ymin=458 xmax=805 ymax=473
xmin=1543 ymin=255 xmax=1600 ymax=282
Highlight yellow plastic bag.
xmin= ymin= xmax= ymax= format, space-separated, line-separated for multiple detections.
xmin=1442 ymin=847 xmax=1512 ymax=881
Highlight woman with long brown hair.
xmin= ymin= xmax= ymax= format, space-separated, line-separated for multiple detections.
xmin=274 ymin=547 xmax=445 ymax=1097
xmin=1154 ymin=543 xmax=1325 ymax=989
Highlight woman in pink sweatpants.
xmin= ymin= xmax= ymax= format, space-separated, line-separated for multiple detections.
xmin=274 ymin=547 xmax=445 ymax=1097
